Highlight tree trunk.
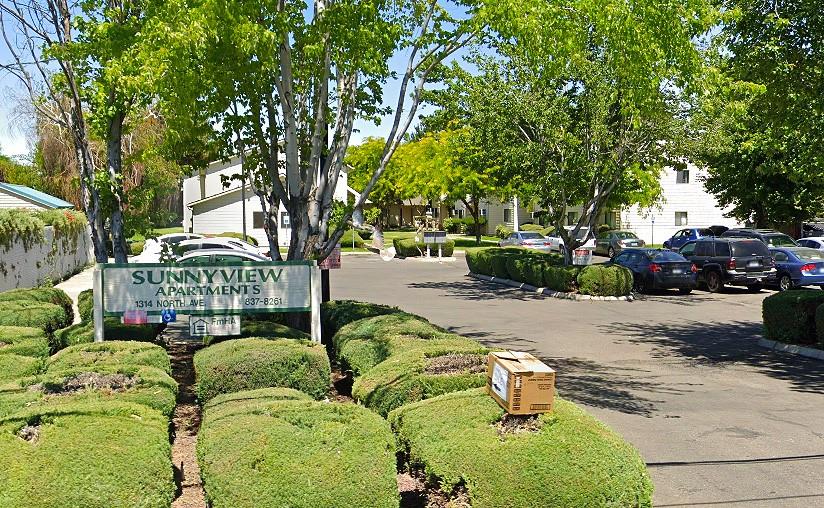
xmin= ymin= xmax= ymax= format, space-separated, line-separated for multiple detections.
xmin=107 ymin=111 xmax=129 ymax=263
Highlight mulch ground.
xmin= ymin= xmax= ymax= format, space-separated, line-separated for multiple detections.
xmin=424 ymin=353 xmax=487 ymax=375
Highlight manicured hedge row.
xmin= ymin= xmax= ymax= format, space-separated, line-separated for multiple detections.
xmin=0 ymin=400 xmax=175 ymax=508
xmin=466 ymin=247 xmax=633 ymax=296
xmin=332 ymin=312 xmax=438 ymax=358
xmin=389 ymin=388 xmax=653 ymax=507
xmin=0 ymin=301 xmax=69 ymax=333
xmin=77 ymin=289 xmax=93 ymax=322
xmin=202 ymin=321 xmax=308 ymax=346
xmin=393 ymin=237 xmax=456 ymax=257
xmin=0 ymin=287 xmax=74 ymax=324
xmin=48 ymin=340 xmax=172 ymax=375
xmin=52 ymin=319 xmax=161 ymax=350
xmin=198 ymin=390 xmax=398 ymax=508
xmin=194 ymin=338 xmax=331 ymax=402
xmin=762 ymin=290 xmax=824 ymax=345
xmin=320 ymin=299 xmax=403 ymax=341
xmin=0 ymin=326 xmax=50 ymax=383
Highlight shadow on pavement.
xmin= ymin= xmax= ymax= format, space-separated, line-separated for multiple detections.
xmin=606 ymin=320 xmax=824 ymax=394
xmin=407 ymin=279 xmax=548 ymax=302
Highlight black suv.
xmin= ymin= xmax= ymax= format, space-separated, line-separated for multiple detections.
xmin=720 ymin=228 xmax=798 ymax=247
xmin=679 ymin=238 xmax=777 ymax=292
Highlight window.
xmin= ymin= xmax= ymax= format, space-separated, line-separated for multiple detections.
xmin=715 ymin=242 xmax=730 ymax=257
xmin=695 ymin=242 xmax=714 ymax=257
xmin=253 ymin=212 xmax=265 ymax=229
xmin=773 ymin=252 xmax=788 ymax=262
xmin=432 ymin=206 xmax=440 ymax=219
xmin=675 ymin=212 xmax=688 ymax=226
xmin=680 ymin=242 xmax=696 ymax=256
xmin=731 ymin=241 xmax=771 ymax=257
xmin=567 ymin=211 xmax=578 ymax=226
xmin=280 ymin=212 xmax=290 ymax=228
xmin=614 ymin=252 xmax=631 ymax=264
xmin=214 ymin=254 xmax=247 ymax=263
xmin=676 ymin=169 xmax=690 ymax=184
xmin=503 ymin=208 xmax=512 ymax=223
xmin=480 ymin=208 xmax=488 ymax=217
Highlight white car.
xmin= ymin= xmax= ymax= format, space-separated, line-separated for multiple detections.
xmin=176 ymin=237 xmax=264 ymax=258
xmin=498 ymin=231 xmax=553 ymax=251
xmin=545 ymin=226 xmax=596 ymax=254
xmin=178 ymin=249 xmax=269 ymax=264
xmin=133 ymin=233 xmax=204 ymax=263
xmin=798 ymin=237 xmax=824 ymax=251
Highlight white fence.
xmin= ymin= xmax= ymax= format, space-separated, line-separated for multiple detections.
xmin=0 ymin=225 xmax=94 ymax=291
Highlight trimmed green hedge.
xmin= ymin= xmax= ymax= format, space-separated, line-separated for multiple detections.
xmin=389 ymin=388 xmax=653 ymax=507
xmin=320 ymin=300 xmax=403 ymax=340
xmin=0 ymin=326 xmax=49 ymax=358
xmin=763 ymin=290 xmax=824 ymax=345
xmin=48 ymin=341 xmax=171 ymax=375
xmin=393 ymin=237 xmax=455 ymax=257
xmin=351 ymin=336 xmax=491 ymax=416
xmin=544 ymin=265 xmax=580 ymax=292
xmin=198 ymin=394 xmax=398 ymax=508
xmin=0 ymin=400 xmax=175 ymax=508
xmin=577 ymin=264 xmax=634 ymax=297
xmin=0 ymin=301 xmax=69 ymax=333
xmin=52 ymin=319 xmax=161 ymax=350
xmin=339 ymin=229 xmax=365 ymax=248
xmin=817 ymin=304 xmax=824 ymax=347
xmin=0 ymin=354 xmax=44 ymax=383
xmin=77 ymin=289 xmax=93 ymax=323
xmin=519 ymin=223 xmax=544 ymax=231
xmin=0 ymin=287 xmax=74 ymax=324
xmin=202 ymin=321 xmax=309 ymax=346
xmin=332 ymin=312 xmax=436 ymax=356
xmin=194 ymin=338 xmax=331 ymax=402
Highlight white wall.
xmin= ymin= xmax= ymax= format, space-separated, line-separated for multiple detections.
xmin=0 ymin=225 xmax=94 ymax=292
xmin=190 ymin=188 xmax=292 ymax=246
xmin=621 ymin=164 xmax=744 ymax=244
xmin=0 ymin=190 xmax=45 ymax=210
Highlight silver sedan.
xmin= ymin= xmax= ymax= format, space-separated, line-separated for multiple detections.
xmin=498 ymin=231 xmax=552 ymax=251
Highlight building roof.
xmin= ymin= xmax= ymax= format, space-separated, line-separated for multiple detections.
xmin=0 ymin=183 xmax=74 ymax=209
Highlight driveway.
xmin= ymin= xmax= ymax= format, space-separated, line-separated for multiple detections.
xmin=331 ymin=254 xmax=824 ymax=507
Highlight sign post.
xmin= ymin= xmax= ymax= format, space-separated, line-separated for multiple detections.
xmin=95 ymin=260 xmax=322 ymax=343
xmin=423 ymin=231 xmax=447 ymax=259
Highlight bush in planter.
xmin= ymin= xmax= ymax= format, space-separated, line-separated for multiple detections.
xmin=388 ymin=388 xmax=653 ymax=508
xmin=198 ymin=393 xmax=398 ymax=508
xmin=0 ymin=400 xmax=175 ymax=508
xmin=77 ymin=289 xmax=93 ymax=322
xmin=0 ymin=301 xmax=69 ymax=333
xmin=762 ymin=290 xmax=824 ymax=345
xmin=194 ymin=338 xmax=331 ymax=402
xmin=0 ymin=287 xmax=74 ymax=324
xmin=351 ymin=336 xmax=492 ymax=416
xmin=320 ymin=300 xmax=403 ymax=339
xmin=393 ymin=237 xmax=455 ymax=257
xmin=577 ymin=264 xmax=633 ymax=297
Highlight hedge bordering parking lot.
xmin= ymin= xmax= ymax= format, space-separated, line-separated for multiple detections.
xmin=389 ymin=388 xmax=653 ymax=507
xmin=762 ymin=290 xmax=824 ymax=345
xmin=393 ymin=237 xmax=455 ymax=257
xmin=198 ymin=391 xmax=398 ymax=508
xmin=320 ymin=299 xmax=404 ymax=340
xmin=0 ymin=287 xmax=74 ymax=324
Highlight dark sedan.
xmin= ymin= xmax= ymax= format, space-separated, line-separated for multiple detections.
xmin=770 ymin=247 xmax=824 ymax=291
xmin=612 ymin=248 xmax=698 ymax=294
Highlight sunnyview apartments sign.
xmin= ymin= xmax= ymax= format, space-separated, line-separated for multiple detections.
xmin=93 ymin=260 xmax=322 ymax=343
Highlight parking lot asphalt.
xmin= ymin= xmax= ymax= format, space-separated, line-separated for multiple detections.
xmin=331 ymin=253 xmax=824 ymax=508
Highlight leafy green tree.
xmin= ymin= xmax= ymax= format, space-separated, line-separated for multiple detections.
xmin=696 ymin=0 xmax=824 ymax=228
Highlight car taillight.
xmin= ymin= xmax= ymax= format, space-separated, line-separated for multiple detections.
xmin=649 ymin=263 xmax=662 ymax=273
xmin=691 ymin=263 xmax=698 ymax=273
xmin=801 ymin=263 xmax=816 ymax=273
xmin=544 ymin=242 xmax=551 ymax=246
xmin=727 ymin=258 xmax=736 ymax=270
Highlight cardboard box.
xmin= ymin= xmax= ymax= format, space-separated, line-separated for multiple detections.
xmin=486 ymin=351 xmax=555 ymax=415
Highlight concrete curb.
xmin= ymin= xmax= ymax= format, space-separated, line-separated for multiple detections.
xmin=468 ymin=272 xmax=633 ymax=302
xmin=757 ymin=338 xmax=824 ymax=361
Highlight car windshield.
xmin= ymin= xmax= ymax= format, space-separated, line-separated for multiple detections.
xmin=614 ymin=232 xmax=638 ymax=240
xmin=731 ymin=241 xmax=771 ymax=257
xmin=520 ymin=232 xmax=544 ymax=239
xmin=765 ymin=234 xmax=797 ymax=247
xmin=793 ymin=248 xmax=824 ymax=261
xmin=650 ymin=251 xmax=686 ymax=261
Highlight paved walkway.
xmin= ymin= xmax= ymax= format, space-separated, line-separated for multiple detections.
xmin=331 ymin=254 xmax=824 ymax=508
xmin=56 ymin=265 xmax=95 ymax=324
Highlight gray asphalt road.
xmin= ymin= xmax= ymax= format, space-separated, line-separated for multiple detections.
xmin=331 ymin=253 xmax=824 ymax=507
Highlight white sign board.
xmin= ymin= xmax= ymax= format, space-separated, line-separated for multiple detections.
xmin=189 ymin=315 xmax=241 ymax=337
xmin=93 ymin=261 xmax=322 ymax=343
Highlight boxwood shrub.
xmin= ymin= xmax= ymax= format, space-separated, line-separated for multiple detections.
xmin=48 ymin=341 xmax=172 ymax=375
xmin=0 ymin=287 xmax=74 ymax=324
xmin=52 ymin=319 xmax=161 ymax=351
xmin=331 ymin=312 xmax=437 ymax=357
xmin=0 ymin=400 xmax=175 ymax=508
xmin=198 ymin=394 xmax=398 ymax=508
xmin=577 ymin=264 xmax=634 ymax=297
xmin=77 ymin=289 xmax=93 ymax=323
xmin=545 ymin=265 xmax=580 ymax=292
xmin=0 ymin=326 xmax=49 ymax=358
xmin=194 ymin=338 xmax=331 ymax=402
xmin=0 ymin=354 xmax=44 ymax=383
xmin=202 ymin=321 xmax=309 ymax=346
xmin=320 ymin=300 xmax=403 ymax=340
xmin=393 ymin=237 xmax=455 ymax=257
xmin=351 ymin=336 xmax=491 ymax=416
xmin=389 ymin=388 xmax=653 ymax=507
xmin=0 ymin=301 xmax=69 ymax=333
xmin=339 ymin=229 xmax=365 ymax=248
xmin=763 ymin=290 xmax=824 ymax=345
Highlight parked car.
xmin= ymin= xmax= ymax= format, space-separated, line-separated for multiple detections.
xmin=176 ymin=237 xmax=264 ymax=258
xmin=498 ymin=231 xmax=552 ymax=252
xmin=595 ymin=230 xmax=645 ymax=258
xmin=663 ymin=228 xmax=715 ymax=251
xmin=769 ymin=247 xmax=824 ymax=291
xmin=611 ymin=248 xmax=697 ymax=294
xmin=133 ymin=233 xmax=205 ymax=262
xmin=679 ymin=238 xmax=777 ymax=292
xmin=707 ymin=225 xmax=729 ymax=236
xmin=178 ymin=249 xmax=269 ymax=264
xmin=797 ymin=237 xmax=824 ymax=251
xmin=544 ymin=226 xmax=596 ymax=254
xmin=720 ymin=228 xmax=798 ymax=247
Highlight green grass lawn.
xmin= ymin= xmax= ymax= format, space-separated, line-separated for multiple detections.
xmin=128 ymin=226 xmax=183 ymax=242
xmin=381 ymin=230 xmax=498 ymax=249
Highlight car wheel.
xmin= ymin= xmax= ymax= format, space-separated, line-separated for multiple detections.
xmin=678 ymin=288 xmax=693 ymax=295
xmin=778 ymin=274 xmax=792 ymax=292
xmin=747 ymin=284 xmax=763 ymax=293
xmin=705 ymin=271 xmax=723 ymax=293
xmin=607 ymin=246 xmax=615 ymax=258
